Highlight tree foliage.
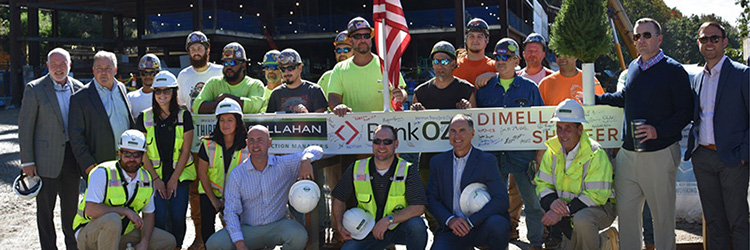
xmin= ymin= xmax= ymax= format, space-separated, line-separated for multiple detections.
xmin=549 ymin=0 xmax=611 ymax=63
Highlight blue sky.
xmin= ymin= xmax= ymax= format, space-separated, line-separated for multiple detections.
xmin=663 ymin=0 xmax=743 ymax=26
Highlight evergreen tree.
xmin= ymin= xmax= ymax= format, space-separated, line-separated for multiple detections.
xmin=549 ymin=0 xmax=611 ymax=63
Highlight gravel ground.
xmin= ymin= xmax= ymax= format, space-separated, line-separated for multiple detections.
xmin=0 ymin=107 xmax=702 ymax=249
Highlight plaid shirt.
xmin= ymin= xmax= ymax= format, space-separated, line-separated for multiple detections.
xmin=638 ymin=49 xmax=665 ymax=71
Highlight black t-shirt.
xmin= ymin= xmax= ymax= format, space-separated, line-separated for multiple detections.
xmin=198 ymin=140 xmax=240 ymax=174
xmin=266 ymin=80 xmax=328 ymax=113
xmin=414 ymin=77 xmax=475 ymax=109
xmin=135 ymin=109 xmax=193 ymax=181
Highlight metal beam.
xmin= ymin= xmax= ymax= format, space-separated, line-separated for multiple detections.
xmin=18 ymin=36 xmax=118 ymax=43
xmin=28 ymin=0 xmax=40 ymax=68
xmin=21 ymin=2 xmax=116 ymax=13
xmin=9 ymin=0 xmax=23 ymax=104
xmin=454 ymin=0 xmax=465 ymax=48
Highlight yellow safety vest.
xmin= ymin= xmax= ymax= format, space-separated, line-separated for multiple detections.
xmin=198 ymin=139 xmax=249 ymax=197
xmin=353 ymin=157 xmax=409 ymax=230
xmin=72 ymin=161 xmax=154 ymax=235
xmin=142 ymin=108 xmax=196 ymax=181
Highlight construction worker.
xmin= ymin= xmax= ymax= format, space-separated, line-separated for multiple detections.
xmin=135 ymin=71 xmax=195 ymax=248
xmin=331 ymin=125 xmax=427 ymax=249
xmin=265 ymin=48 xmax=328 ymax=113
xmin=195 ymin=98 xmax=249 ymax=244
xmin=176 ymin=30 xmax=223 ymax=250
xmin=453 ymin=18 xmax=496 ymax=88
xmin=73 ymin=129 xmax=176 ymax=250
xmin=193 ymin=42 xmax=265 ymax=114
xmin=127 ymin=53 xmax=160 ymax=117
xmin=260 ymin=49 xmax=282 ymax=112
xmin=535 ymin=99 xmax=618 ymax=250
xmin=518 ymin=33 xmax=553 ymax=85
xmin=318 ymin=31 xmax=354 ymax=97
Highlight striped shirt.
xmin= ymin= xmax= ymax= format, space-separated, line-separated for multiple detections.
xmin=223 ymin=146 xmax=323 ymax=243
xmin=638 ymin=49 xmax=665 ymax=71
xmin=698 ymin=55 xmax=727 ymax=145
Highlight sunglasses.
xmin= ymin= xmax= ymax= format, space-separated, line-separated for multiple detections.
xmin=494 ymin=55 xmax=515 ymax=61
xmin=633 ymin=32 xmax=654 ymax=41
xmin=121 ymin=151 xmax=144 ymax=158
xmin=432 ymin=58 xmax=452 ymax=65
xmin=223 ymin=60 xmax=243 ymax=67
xmin=154 ymin=88 xmax=173 ymax=95
xmin=351 ymin=33 xmax=372 ymax=40
xmin=140 ymin=70 xmax=157 ymax=77
xmin=279 ymin=64 xmax=299 ymax=72
xmin=372 ymin=138 xmax=394 ymax=145
xmin=335 ymin=47 xmax=352 ymax=54
xmin=263 ymin=65 xmax=278 ymax=71
xmin=698 ymin=35 xmax=723 ymax=44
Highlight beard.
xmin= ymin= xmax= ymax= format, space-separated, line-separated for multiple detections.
xmin=190 ymin=52 xmax=208 ymax=68
xmin=224 ymin=67 xmax=244 ymax=82
xmin=120 ymin=159 xmax=141 ymax=174
xmin=265 ymin=73 xmax=280 ymax=84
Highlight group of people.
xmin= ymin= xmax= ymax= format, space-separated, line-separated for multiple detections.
xmin=17 ymin=13 xmax=748 ymax=250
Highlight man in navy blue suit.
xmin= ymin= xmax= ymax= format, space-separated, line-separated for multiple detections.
xmin=685 ymin=21 xmax=749 ymax=249
xmin=426 ymin=114 xmax=510 ymax=250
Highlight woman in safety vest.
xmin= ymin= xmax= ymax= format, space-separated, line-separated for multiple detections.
xmin=135 ymin=71 xmax=195 ymax=247
xmin=196 ymin=98 xmax=248 ymax=243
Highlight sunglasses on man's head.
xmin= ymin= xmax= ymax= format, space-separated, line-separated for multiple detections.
xmin=432 ymin=58 xmax=452 ymax=65
xmin=279 ymin=64 xmax=300 ymax=72
xmin=633 ymin=32 xmax=654 ymax=41
xmin=698 ymin=35 xmax=723 ymax=44
xmin=223 ymin=60 xmax=243 ymax=67
xmin=335 ymin=47 xmax=352 ymax=54
xmin=372 ymin=138 xmax=394 ymax=145
xmin=494 ymin=55 xmax=514 ymax=61
xmin=351 ymin=33 xmax=372 ymax=40
xmin=140 ymin=70 xmax=157 ymax=77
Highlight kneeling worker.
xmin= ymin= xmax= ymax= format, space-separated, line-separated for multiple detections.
xmin=534 ymin=99 xmax=618 ymax=250
xmin=73 ymin=130 xmax=176 ymax=250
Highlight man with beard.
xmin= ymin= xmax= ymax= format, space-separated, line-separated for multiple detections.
xmin=260 ymin=49 xmax=282 ymax=112
xmin=73 ymin=130 xmax=176 ymax=249
xmin=328 ymin=17 xmax=407 ymax=117
xmin=518 ymin=33 xmax=553 ymax=86
xmin=265 ymin=49 xmax=328 ymax=113
xmin=318 ymin=31 xmax=354 ymax=98
xmin=127 ymin=54 xmax=160 ymax=117
xmin=453 ymin=18 xmax=496 ymax=88
xmin=19 ymin=47 xmax=84 ymax=250
xmin=178 ymin=31 xmax=223 ymax=113
xmin=193 ymin=42 xmax=265 ymax=114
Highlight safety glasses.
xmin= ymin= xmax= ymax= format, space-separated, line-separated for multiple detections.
xmin=698 ymin=35 xmax=723 ymax=44
xmin=494 ymin=55 xmax=515 ymax=61
xmin=121 ymin=151 xmax=144 ymax=158
xmin=335 ymin=47 xmax=352 ymax=54
xmin=351 ymin=33 xmax=372 ymax=40
xmin=432 ymin=58 xmax=452 ymax=65
xmin=633 ymin=32 xmax=653 ymax=41
xmin=263 ymin=65 xmax=278 ymax=71
xmin=372 ymin=138 xmax=394 ymax=145
xmin=279 ymin=64 xmax=300 ymax=72
xmin=140 ymin=70 xmax=157 ymax=77
xmin=223 ymin=60 xmax=243 ymax=67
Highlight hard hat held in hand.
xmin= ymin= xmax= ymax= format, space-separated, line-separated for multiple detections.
xmin=152 ymin=71 xmax=178 ymax=88
xmin=343 ymin=207 xmax=375 ymax=240
xmin=14 ymin=171 xmax=42 ymax=199
xmin=460 ymin=183 xmax=491 ymax=217
xmin=549 ymin=99 xmax=588 ymax=124
xmin=119 ymin=129 xmax=147 ymax=152
xmin=215 ymin=98 xmax=243 ymax=116
xmin=288 ymin=180 xmax=320 ymax=214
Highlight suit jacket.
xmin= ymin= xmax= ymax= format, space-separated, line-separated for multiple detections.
xmin=19 ymin=75 xmax=84 ymax=178
xmin=685 ymin=57 xmax=750 ymax=166
xmin=68 ymin=80 xmax=134 ymax=171
xmin=426 ymin=147 xmax=509 ymax=231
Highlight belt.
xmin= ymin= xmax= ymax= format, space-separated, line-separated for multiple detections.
xmin=701 ymin=144 xmax=717 ymax=150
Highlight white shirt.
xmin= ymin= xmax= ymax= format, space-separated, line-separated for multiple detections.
xmin=126 ymin=88 xmax=153 ymax=118
xmin=176 ymin=63 xmax=223 ymax=111
xmin=562 ymin=141 xmax=581 ymax=171
xmin=445 ymin=149 xmax=471 ymax=226
xmin=519 ymin=67 xmax=550 ymax=85
xmin=53 ymin=78 xmax=73 ymax=141
xmin=698 ymin=56 xmax=727 ymax=145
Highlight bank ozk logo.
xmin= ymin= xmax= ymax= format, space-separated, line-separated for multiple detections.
xmin=335 ymin=121 xmax=359 ymax=145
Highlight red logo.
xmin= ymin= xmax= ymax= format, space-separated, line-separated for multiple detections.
xmin=335 ymin=121 xmax=359 ymax=145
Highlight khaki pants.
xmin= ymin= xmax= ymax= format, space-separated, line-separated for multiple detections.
xmin=560 ymin=203 xmax=617 ymax=250
xmin=615 ymin=143 xmax=680 ymax=250
xmin=77 ymin=212 xmax=176 ymax=250
xmin=507 ymin=174 xmax=523 ymax=239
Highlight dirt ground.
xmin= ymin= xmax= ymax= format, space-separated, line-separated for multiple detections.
xmin=0 ymin=107 xmax=702 ymax=249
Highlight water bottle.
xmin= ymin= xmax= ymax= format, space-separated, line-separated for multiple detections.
xmin=125 ymin=243 xmax=135 ymax=250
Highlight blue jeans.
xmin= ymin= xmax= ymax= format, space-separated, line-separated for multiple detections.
xmin=432 ymin=215 xmax=510 ymax=250
xmin=153 ymin=180 xmax=190 ymax=246
xmin=492 ymin=151 xmax=544 ymax=246
xmin=341 ymin=216 xmax=427 ymax=250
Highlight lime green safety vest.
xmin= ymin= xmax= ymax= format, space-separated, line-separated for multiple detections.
xmin=72 ymin=161 xmax=154 ymax=235
xmin=198 ymin=139 xmax=249 ymax=197
xmin=353 ymin=157 xmax=409 ymax=230
xmin=142 ymin=108 xmax=196 ymax=181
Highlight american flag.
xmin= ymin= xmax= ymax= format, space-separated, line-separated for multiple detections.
xmin=373 ymin=0 xmax=410 ymax=111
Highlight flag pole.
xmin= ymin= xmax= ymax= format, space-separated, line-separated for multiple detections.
xmin=379 ymin=20 xmax=391 ymax=112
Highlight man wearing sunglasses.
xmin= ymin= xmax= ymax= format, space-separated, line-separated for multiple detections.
xmin=594 ymin=18 xmax=694 ymax=250
xmin=684 ymin=21 xmax=749 ymax=249
xmin=193 ymin=42 xmax=265 ymax=115
xmin=328 ymin=17 xmax=407 ymax=117
xmin=127 ymin=54 xmax=160 ymax=118
xmin=265 ymin=49 xmax=327 ymax=113
xmin=475 ymin=38 xmax=546 ymax=250
xmin=331 ymin=125 xmax=428 ymax=249
xmin=260 ymin=50 xmax=282 ymax=112
xmin=318 ymin=31 xmax=354 ymax=99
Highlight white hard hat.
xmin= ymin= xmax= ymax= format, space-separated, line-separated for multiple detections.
xmin=549 ymin=99 xmax=588 ymax=123
xmin=288 ymin=180 xmax=320 ymax=214
xmin=215 ymin=98 xmax=243 ymax=116
xmin=152 ymin=71 xmax=178 ymax=88
xmin=119 ymin=129 xmax=147 ymax=152
xmin=14 ymin=172 xmax=42 ymax=199
xmin=460 ymin=183 xmax=491 ymax=217
xmin=342 ymin=207 xmax=375 ymax=240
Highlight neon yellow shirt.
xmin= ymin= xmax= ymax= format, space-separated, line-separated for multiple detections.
xmin=327 ymin=54 xmax=406 ymax=112
xmin=317 ymin=70 xmax=333 ymax=100
xmin=500 ymin=78 xmax=514 ymax=91
xmin=192 ymin=75 xmax=265 ymax=114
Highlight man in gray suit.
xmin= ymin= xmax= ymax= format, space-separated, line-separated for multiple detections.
xmin=69 ymin=50 xmax=134 ymax=176
xmin=19 ymin=48 xmax=84 ymax=249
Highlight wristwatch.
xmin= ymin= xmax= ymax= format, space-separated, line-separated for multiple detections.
xmin=387 ymin=215 xmax=394 ymax=224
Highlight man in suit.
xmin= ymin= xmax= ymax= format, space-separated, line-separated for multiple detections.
xmin=426 ymin=114 xmax=510 ymax=250
xmin=685 ymin=21 xmax=749 ymax=249
xmin=69 ymin=50 xmax=134 ymax=176
xmin=19 ymin=48 xmax=84 ymax=250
